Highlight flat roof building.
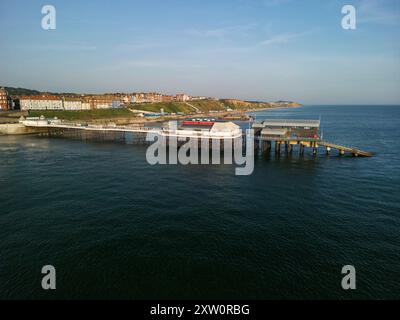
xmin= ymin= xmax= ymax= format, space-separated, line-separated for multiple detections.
xmin=253 ymin=119 xmax=320 ymax=141
xmin=254 ymin=119 xmax=320 ymax=129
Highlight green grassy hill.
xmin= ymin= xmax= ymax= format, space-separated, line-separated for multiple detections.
xmin=2 ymin=86 xmax=82 ymax=97
xmin=220 ymin=99 xmax=272 ymax=110
xmin=3 ymin=87 xmax=42 ymax=96
xmin=130 ymin=99 xmax=273 ymax=114
xmin=129 ymin=102 xmax=193 ymax=114
xmin=28 ymin=109 xmax=135 ymax=121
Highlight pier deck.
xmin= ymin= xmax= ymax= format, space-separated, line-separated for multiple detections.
xmin=318 ymin=141 xmax=373 ymax=157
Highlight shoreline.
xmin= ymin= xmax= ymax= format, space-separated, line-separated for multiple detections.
xmin=245 ymin=104 xmax=303 ymax=114
xmin=0 ymin=104 xmax=301 ymax=134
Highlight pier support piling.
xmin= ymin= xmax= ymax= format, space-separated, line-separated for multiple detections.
xmin=300 ymin=144 xmax=305 ymax=156
xmin=326 ymin=146 xmax=331 ymax=155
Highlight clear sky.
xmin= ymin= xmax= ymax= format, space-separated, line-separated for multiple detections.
xmin=0 ymin=0 xmax=399 ymax=104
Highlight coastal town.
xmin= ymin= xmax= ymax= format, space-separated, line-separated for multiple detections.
xmin=0 ymin=87 xmax=299 ymax=115
xmin=0 ymin=87 xmax=205 ymax=111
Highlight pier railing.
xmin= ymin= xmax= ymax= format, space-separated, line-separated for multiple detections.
xmin=22 ymin=119 xmax=160 ymax=133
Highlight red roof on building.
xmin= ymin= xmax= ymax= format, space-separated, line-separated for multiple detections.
xmin=19 ymin=95 xmax=61 ymax=101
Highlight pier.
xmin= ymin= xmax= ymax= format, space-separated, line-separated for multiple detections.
xmin=20 ymin=117 xmax=373 ymax=157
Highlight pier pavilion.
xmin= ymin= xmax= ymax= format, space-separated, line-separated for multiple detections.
xmin=252 ymin=119 xmax=372 ymax=157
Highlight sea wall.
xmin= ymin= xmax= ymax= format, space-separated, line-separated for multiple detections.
xmin=0 ymin=123 xmax=46 ymax=135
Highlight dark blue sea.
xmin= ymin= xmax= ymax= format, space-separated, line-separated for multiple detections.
xmin=0 ymin=105 xmax=399 ymax=299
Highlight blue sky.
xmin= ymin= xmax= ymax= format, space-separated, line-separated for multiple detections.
xmin=0 ymin=0 xmax=399 ymax=104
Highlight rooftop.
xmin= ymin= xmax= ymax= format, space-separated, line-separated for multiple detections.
xmin=210 ymin=121 xmax=241 ymax=133
xmin=255 ymin=119 xmax=321 ymax=128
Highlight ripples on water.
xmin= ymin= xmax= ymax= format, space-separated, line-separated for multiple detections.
xmin=0 ymin=105 xmax=399 ymax=299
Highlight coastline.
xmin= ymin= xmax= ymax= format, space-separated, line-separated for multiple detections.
xmin=0 ymin=103 xmax=301 ymax=135
xmin=244 ymin=104 xmax=302 ymax=114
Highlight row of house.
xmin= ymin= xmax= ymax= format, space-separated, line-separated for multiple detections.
xmin=130 ymin=92 xmax=194 ymax=103
xmin=18 ymin=95 xmax=121 ymax=111
xmin=2 ymin=88 xmax=208 ymax=111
